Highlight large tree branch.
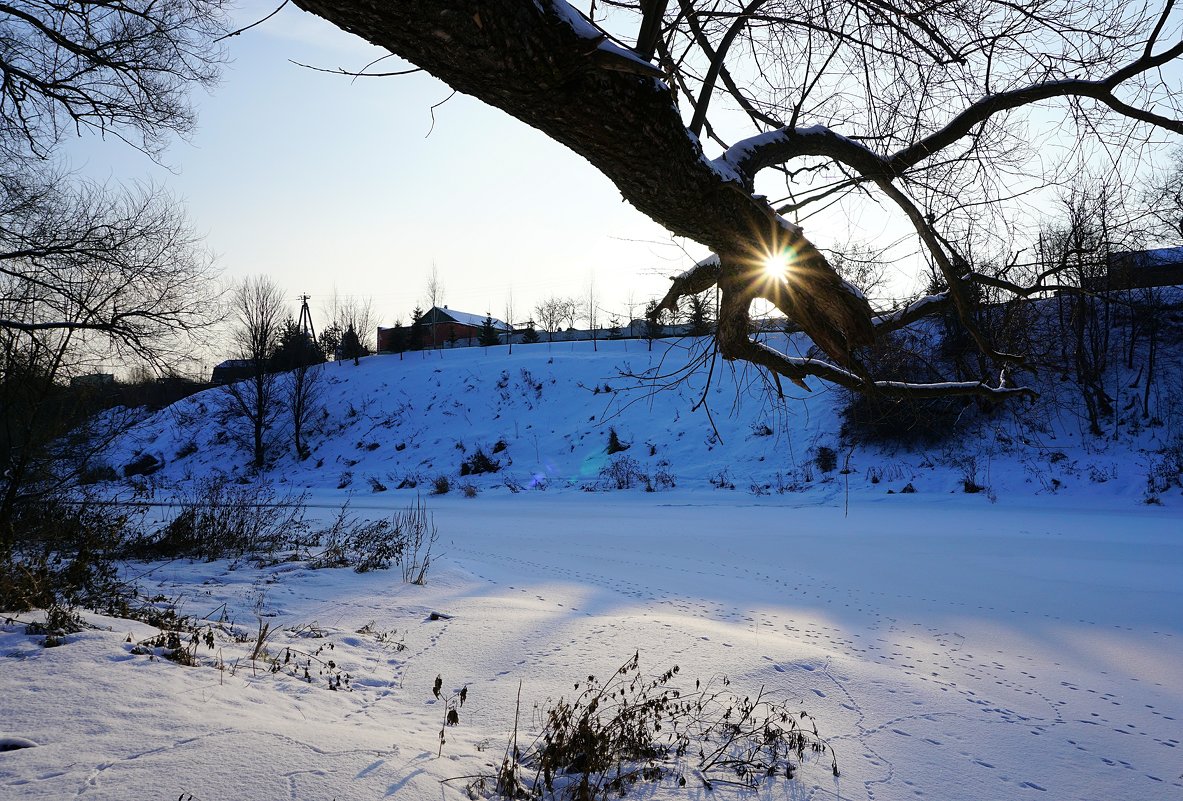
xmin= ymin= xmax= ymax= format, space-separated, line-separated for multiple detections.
xmin=293 ymin=0 xmax=875 ymax=369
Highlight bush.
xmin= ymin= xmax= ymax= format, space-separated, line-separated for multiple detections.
xmin=460 ymin=447 xmax=500 ymax=476
xmin=312 ymin=511 xmax=401 ymax=573
xmin=813 ymin=446 xmax=838 ymax=474
xmin=310 ymin=497 xmax=438 ymax=582
xmin=431 ymin=475 xmax=451 ymax=495
xmin=487 ymin=653 xmax=836 ymax=801
xmin=839 ymin=329 xmax=974 ymax=445
xmin=78 ymin=461 xmax=119 ymax=485
xmin=606 ymin=427 xmax=629 ymax=454
xmin=651 ymin=460 xmax=675 ymax=490
xmin=174 ymin=440 xmax=199 ymax=459
xmin=123 ymin=452 xmax=162 ymax=477
xmin=131 ymin=476 xmax=310 ymax=561
xmin=1 ymin=491 xmax=147 ymax=619
xmin=599 ymin=455 xmax=644 ymax=489
xmin=709 ymin=470 xmax=735 ymax=490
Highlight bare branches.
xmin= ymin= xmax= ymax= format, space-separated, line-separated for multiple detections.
xmin=0 ymin=0 xmax=228 ymax=162
xmin=0 ymin=176 xmax=221 ymax=367
xmin=216 ymin=0 xmax=289 ymax=42
xmin=292 ymin=0 xmax=1182 ymax=401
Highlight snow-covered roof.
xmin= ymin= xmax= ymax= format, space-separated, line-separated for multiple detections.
xmin=430 ymin=306 xmax=512 ymax=331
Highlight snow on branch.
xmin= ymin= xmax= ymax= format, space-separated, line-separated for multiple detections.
xmin=654 ymin=254 xmax=721 ymax=317
xmin=714 ymin=124 xmax=889 ymax=186
xmin=741 ymin=339 xmax=1035 ymax=401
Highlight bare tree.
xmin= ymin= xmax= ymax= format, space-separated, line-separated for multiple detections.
xmin=292 ymin=0 xmax=1183 ymax=400
xmin=534 ymin=297 xmax=566 ymax=342
xmin=426 ymin=264 xmax=444 ymax=348
xmin=0 ymin=177 xmax=219 ymax=362
xmin=0 ymin=1 xmax=225 ymax=352
xmin=0 ymin=178 xmax=220 ymax=527
xmin=1145 ymin=146 xmax=1183 ymax=240
xmin=505 ymin=291 xmax=515 ymax=354
xmin=0 ymin=0 xmax=224 ymax=163
xmin=274 ymin=318 xmax=326 ymax=460
xmin=323 ymin=290 xmax=377 ymax=356
xmin=282 ymin=362 xmax=322 ymax=460
xmin=585 ymin=279 xmax=599 ymax=351
xmin=224 ymin=276 xmax=285 ymax=469
xmin=560 ymin=296 xmax=580 ymax=332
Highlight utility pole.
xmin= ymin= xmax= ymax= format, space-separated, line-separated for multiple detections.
xmin=297 ymin=294 xmax=317 ymax=342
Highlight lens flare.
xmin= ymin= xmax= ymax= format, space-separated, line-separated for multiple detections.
xmin=762 ymin=250 xmax=791 ymax=281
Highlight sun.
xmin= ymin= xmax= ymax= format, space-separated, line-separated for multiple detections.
xmin=762 ymin=250 xmax=791 ymax=281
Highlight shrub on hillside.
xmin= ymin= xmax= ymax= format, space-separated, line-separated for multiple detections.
xmin=123 ymin=451 xmax=162 ymax=477
xmin=600 ymin=455 xmax=645 ymax=489
xmin=460 ymin=447 xmax=500 ymax=475
xmin=840 ymin=328 xmax=975 ymax=445
xmin=813 ymin=446 xmax=838 ymax=474
xmin=78 ymin=461 xmax=119 ymax=485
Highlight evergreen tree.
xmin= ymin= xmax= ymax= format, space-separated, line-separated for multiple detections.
xmin=686 ymin=294 xmax=714 ymax=336
xmin=274 ymin=317 xmax=327 ymax=370
xmin=479 ymin=314 xmax=500 ymax=347
xmin=340 ymin=324 xmax=366 ymax=365
xmin=521 ymin=322 xmax=541 ymax=344
xmin=318 ymin=322 xmax=343 ymax=360
xmin=408 ymin=306 xmax=426 ymax=351
xmin=386 ymin=319 xmax=410 ymax=358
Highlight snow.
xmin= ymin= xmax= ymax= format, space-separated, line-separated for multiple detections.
xmin=2 ymin=336 xmax=1181 ymax=800
xmin=428 ymin=307 xmax=511 ymax=331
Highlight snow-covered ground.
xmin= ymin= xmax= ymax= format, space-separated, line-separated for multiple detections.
xmin=2 ymin=337 xmax=1181 ymax=800
xmin=95 ymin=336 xmax=1183 ymax=503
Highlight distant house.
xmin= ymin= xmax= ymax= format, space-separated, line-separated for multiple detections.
xmin=1094 ymin=247 xmax=1183 ymax=291
xmin=379 ymin=306 xmax=512 ymax=351
xmin=211 ymin=359 xmax=257 ymax=384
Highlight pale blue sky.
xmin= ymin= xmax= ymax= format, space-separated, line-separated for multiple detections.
xmin=66 ymin=1 xmax=694 ymax=330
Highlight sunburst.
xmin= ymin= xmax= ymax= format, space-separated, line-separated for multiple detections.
xmin=761 ymin=249 xmax=792 ymax=282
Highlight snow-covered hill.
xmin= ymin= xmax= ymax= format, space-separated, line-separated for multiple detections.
xmin=103 ymin=333 xmax=1182 ymax=505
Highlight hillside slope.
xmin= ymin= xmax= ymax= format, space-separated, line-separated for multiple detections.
xmin=101 ymin=331 xmax=1183 ymax=505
